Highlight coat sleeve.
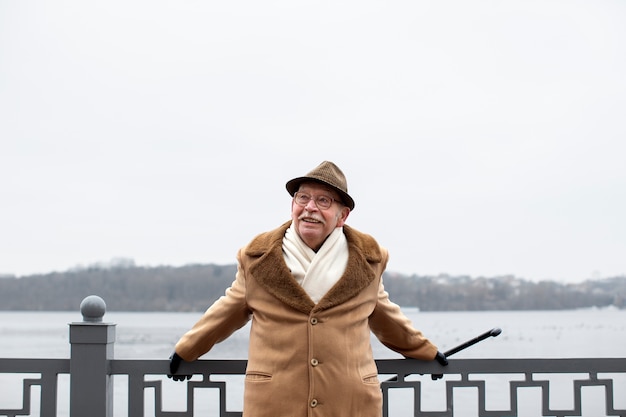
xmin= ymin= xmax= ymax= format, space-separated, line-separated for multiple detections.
xmin=368 ymin=276 xmax=439 ymax=360
xmin=175 ymin=251 xmax=252 ymax=361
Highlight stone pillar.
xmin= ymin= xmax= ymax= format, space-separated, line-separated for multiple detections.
xmin=69 ymin=295 xmax=116 ymax=417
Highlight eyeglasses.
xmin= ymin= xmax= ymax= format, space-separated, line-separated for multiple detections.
xmin=293 ymin=192 xmax=338 ymax=210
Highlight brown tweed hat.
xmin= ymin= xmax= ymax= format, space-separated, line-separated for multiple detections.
xmin=286 ymin=161 xmax=355 ymax=210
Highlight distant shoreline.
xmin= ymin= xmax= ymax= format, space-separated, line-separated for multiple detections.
xmin=0 ymin=263 xmax=624 ymax=311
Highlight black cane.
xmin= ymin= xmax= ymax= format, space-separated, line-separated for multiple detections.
xmin=443 ymin=327 xmax=502 ymax=357
xmin=383 ymin=327 xmax=502 ymax=383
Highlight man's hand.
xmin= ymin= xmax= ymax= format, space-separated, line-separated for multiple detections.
xmin=167 ymin=352 xmax=192 ymax=381
xmin=432 ymin=351 xmax=448 ymax=380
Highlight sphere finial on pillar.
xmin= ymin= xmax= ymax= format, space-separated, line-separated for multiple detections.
xmin=80 ymin=295 xmax=107 ymax=322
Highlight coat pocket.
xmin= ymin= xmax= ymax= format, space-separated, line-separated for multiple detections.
xmin=360 ymin=361 xmax=380 ymax=385
xmin=245 ymin=371 xmax=272 ymax=382
xmin=361 ymin=372 xmax=380 ymax=384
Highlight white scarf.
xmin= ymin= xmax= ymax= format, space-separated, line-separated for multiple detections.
xmin=283 ymin=224 xmax=349 ymax=304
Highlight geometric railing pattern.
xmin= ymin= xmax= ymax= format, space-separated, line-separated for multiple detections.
xmin=0 ymin=358 xmax=69 ymax=417
xmin=3 ymin=357 xmax=626 ymax=416
xmin=378 ymin=358 xmax=626 ymax=417
xmin=110 ymin=359 xmax=248 ymax=417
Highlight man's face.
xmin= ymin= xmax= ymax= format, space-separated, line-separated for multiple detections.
xmin=291 ymin=182 xmax=350 ymax=251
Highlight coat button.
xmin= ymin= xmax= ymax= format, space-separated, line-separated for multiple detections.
xmin=310 ymin=399 xmax=318 ymax=408
xmin=310 ymin=317 xmax=318 ymax=325
xmin=311 ymin=358 xmax=319 ymax=366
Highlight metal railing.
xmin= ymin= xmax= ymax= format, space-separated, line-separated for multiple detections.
xmin=1 ymin=296 xmax=625 ymax=417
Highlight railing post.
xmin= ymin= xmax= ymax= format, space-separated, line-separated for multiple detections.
xmin=69 ymin=295 xmax=116 ymax=417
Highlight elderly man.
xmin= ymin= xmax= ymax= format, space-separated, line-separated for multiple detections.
xmin=169 ymin=161 xmax=447 ymax=417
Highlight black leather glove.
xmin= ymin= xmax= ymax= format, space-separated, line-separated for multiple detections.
xmin=435 ymin=351 xmax=448 ymax=366
xmin=167 ymin=352 xmax=192 ymax=381
xmin=432 ymin=351 xmax=448 ymax=380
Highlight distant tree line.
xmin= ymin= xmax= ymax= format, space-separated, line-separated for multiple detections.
xmin=0 ymin=264 xmax=237 ymax=312
xmin=0 ymin=263 xmax=624 ymax=311
xmin=382 ymin=273 xmax=626 ymax=311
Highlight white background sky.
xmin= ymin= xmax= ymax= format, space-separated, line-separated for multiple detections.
xmin=1 ymin=1 xmax=625 ymax=282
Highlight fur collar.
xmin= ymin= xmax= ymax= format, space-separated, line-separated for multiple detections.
xmin=245 ymin=221 xmax=383 ymax=314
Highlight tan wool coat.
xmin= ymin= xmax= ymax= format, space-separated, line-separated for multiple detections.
xmin=175 ymin=221 xmax=438 ymax=417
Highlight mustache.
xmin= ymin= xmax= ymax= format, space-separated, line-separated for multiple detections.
xmin=298 ymin=212 xmax=326 ymax=224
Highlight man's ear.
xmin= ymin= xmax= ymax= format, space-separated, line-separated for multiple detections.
xmin=336 ymin=207 xmax=350 ymax=227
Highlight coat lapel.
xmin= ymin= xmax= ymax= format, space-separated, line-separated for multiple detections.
xmin=246 ymin=222 xmax=316 ymax=314
xmin=245 ymin=222 xmax=384 ymax=314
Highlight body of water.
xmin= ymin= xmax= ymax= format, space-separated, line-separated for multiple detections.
xmin=1 ymin=308 xmax=625 ymax=416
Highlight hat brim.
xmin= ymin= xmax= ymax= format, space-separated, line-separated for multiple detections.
xmin=286 ymin=177 xmax=355 ymax=210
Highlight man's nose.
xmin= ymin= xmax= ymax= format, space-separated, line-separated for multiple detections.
xmin=305 ymin=199 xmax=319 ymax=210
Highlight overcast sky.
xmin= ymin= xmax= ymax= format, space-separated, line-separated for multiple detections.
xmin=1 ymin=0 xmax=625 ymax=282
